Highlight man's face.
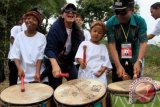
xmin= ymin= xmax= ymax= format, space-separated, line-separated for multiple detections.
xmin=75 ymin=17 xmax=84 ymax=28
xmin=115 ymin=8 xmax=133 ymax=23
xmin=150 ymin=7 xmax=160 ymax=20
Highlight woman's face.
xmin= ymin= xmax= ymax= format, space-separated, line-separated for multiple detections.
xmin=25 ymin=15 xmax=39 ymax=30
xmin=62 ymin=9 xmax=76 ymax=24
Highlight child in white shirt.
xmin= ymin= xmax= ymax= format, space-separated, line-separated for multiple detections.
xmin=75 ymin=21 xmax=112 ymax=85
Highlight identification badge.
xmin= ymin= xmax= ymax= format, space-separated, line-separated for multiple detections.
xmin=121 ymin=43 xmax=132 ymax=58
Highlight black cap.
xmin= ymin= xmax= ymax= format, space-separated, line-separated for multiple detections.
xmin=61 ymin=3 xmax=77 ymax=13
xmin=113 ymin=0 xmax=134 ymax=10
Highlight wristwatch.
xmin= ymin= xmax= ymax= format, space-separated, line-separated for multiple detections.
xmin=138 ymin=58 xmax=143 ymax=64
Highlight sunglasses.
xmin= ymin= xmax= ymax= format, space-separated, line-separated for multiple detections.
xmin=64 ymin=9 xmax=77 ymax=14
xmin=115 ymin=9 xmax=129 ymax=15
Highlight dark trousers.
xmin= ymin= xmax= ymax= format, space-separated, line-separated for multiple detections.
xmin=44 ymin=59 xmax=78 ymax=107
xmin=8 ymin=59 xmax=18 ymax=86
xmin=112 ymin=59 xmax=134 ymax=82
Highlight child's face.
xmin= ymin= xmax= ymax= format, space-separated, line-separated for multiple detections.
xmin=90 ymin=25 xmax=104 ymax=44
xmin=25 ymin=15 xmax=39 ymax=30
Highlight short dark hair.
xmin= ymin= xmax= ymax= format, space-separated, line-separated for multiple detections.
xmin=151 ymin=2 xmax=160 ymax=9
xmin=76 ymin=13 xmax=84 ymax=21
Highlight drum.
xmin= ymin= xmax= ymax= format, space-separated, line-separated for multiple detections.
xmin=108 ymin=80 xmax=160 ymax=107
xmin=0 ymin=83 xmax=53 ymax=107
xmin=54 ymin=79 xmax=106 ymax=107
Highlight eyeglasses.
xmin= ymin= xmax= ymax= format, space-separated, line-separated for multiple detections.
xmin=115 ymin=9 xmax=129 ymax=15
xmin=64 ymin=9 xmax=77 ymax=14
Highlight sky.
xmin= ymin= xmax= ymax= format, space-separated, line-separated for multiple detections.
xmin=66 ymin=0 xmax=160 ymax=45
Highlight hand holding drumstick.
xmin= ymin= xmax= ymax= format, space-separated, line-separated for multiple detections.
xmin=81 ymin=45 xmax=87 ymax=69
xmin=78 ymin=45 xmax=87 ymax=69
xmin=83 ymin=45 xmax=87 ymax=64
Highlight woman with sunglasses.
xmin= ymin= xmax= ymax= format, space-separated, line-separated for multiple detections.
xmin=44 ymin=3 xmax=84 ymax=106
xmin=106 ymin=0 xmax=148 ymax=82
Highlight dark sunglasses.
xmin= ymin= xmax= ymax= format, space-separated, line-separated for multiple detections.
xmin=115 ymin=9 xmax=129 ymax=15
xmin=64 ymin=9 xmax=77 ymax=14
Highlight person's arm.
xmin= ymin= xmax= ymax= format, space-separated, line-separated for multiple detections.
xmin=49 ymin=58 xmax=61 ymax=78
xmin=147 ymin=34 xmax=155 ymax=39
xmin=14 ymin=59 xmax=25 ymax=79
xmin=108 ymin=42 xmax=126 ymax=78
xmin=134 ymin=16 xmax=148 ymax=77
xmin=134 ymin=42 xmax=147 ymax=76
xmin=35 ymin=60 xmax=42 ymax=81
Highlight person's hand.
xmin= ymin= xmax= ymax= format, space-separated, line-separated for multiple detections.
xmin=78 ymin=58 xmax=86 ymax=69
xmin=52 ymin=65 xmax=61 ymax=78
xmin=94 ymin=69 xmax=104 ymax=77
xmin=18 ymin=68 xmax=25 ymax=80
xmin=133 ymin=60 xmax=141 ymax=79
xmin=35 ymin=71 xmax=40 ymax=82
xmin=117 ymin=65 xmax=129 ymax=80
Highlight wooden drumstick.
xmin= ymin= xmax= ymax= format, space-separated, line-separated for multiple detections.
xmin=83 ymin=45 xmax=87 ymax=64
xmin=21 ymin=76 xmax=25 ymax=92
xmin=57 ymin=73 xmax=69 ymax=78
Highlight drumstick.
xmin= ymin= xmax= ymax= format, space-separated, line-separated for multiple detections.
xmin=57 ymin=73 xmax=69 ymax=78
xmin=83 ymin=45 xmax=87 ymax=64
xmin=21 ymin=76 xmax=25 ymax=92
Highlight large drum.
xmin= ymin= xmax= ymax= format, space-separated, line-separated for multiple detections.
xmin=0 ymin=83 xmax=53 ymax=107
xmin=54 ymin=79 xmax=106 ymax=107
xmin=108 ymin=80 xmax=160 ymax=107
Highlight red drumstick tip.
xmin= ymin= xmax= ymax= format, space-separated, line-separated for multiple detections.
xmin=21 ymin=76 xmax=25 ymax=92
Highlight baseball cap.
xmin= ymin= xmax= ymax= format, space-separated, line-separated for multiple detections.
xmin=113 ymin=0 xmax=134 ymax=10
xmin=61 ymin=3 xmax=77 ymax=13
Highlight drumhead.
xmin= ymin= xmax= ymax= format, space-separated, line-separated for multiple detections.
xmin=108 ymin=80 xmax=132 ymax=94
xmin=54 ymin=79 xmax=106 ymax=106
xmin=0 ymin=83 xmax=53 ymax=106
xmin=108 ymin=80 xmax=160 ymax=94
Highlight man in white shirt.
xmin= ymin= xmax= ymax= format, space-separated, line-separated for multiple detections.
xmin=148 ymin=2 xmax=160 ymax=39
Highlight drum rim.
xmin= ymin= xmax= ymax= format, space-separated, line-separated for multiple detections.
xmin=0 ymin=83 xmax=53 ymax=106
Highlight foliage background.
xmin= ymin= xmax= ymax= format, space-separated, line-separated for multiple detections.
xmin=0 ymin=0 xmax=159 ymax=86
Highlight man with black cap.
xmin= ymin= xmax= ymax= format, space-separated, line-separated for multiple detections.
xmin=106 ymin=0 xmax=148 ymax=82
xmin=44 ymin=3 xmax=83 ymax=106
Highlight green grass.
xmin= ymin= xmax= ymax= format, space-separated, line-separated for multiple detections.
xmin=143 ymin=45 xmax=160 ymax=81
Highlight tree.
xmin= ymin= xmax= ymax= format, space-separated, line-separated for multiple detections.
xmin=76 ymin=0 xmax=114 ymax=27
xmin=0 ymin=0 xmax=66 ymax=58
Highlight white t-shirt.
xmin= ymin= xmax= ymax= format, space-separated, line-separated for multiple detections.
xmin=8 ymin=23 xmax=27 ymax=59
xmin=75 ymin=41 xmax=112 ymax=85
xmin=151 ymin=18 xmax=160 ymax=36
xmin=83 ymin=29 xmax=91 ymax=41
xmin=10 ymin=31 xmax=47 ymax=83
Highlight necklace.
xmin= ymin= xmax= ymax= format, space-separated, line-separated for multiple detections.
xmin=120 ymin=24 xmax=130 ymax=42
